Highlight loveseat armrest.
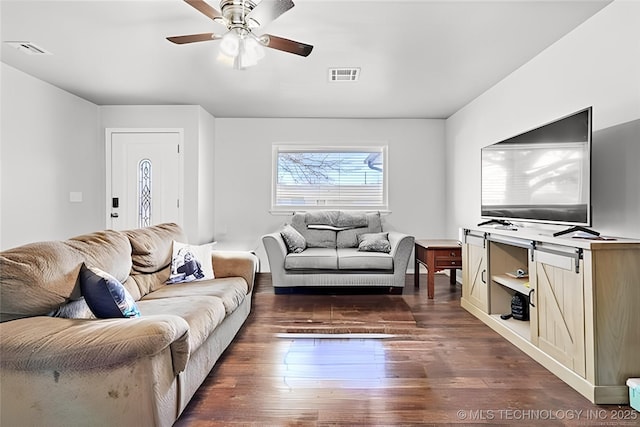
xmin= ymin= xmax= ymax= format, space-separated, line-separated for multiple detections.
xmin=387 ymin=231 xmax=415 ymax=279
xmin=211 ymin=250 xmax=258 ymax=293
xmin=261 ymin=232 xmax=288 ymax=281
xmin=0 ymin=315 xmax=190 ymax=375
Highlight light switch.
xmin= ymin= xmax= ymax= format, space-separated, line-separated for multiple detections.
xmin=69 ymin=192 xmax=83 ymax=203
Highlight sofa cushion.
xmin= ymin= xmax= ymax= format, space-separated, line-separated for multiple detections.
xmin=131 ymin=266 xmax=171 ymax=297
xmin=337 ymin=248 xmax=393 ymax=270
xmin=80 ymin=264 xmax=141 ymax=319
xmin=167 ymin=241 xmax=215 ymax=284
xmin=0 ymin=314 xmax=190 ymax=374
xmin=280 ymin=224 xmax=306 ymax=253
xmin=124 ymin=223 xmax=187 ymax=274
xmin=284 ymin=248 xmax=338 ymax=270
xmin=1 ymin=242 xmax=80 ymax=322
xmin=136 ymin=296 xmax=226 ymax=354
xmin=143 ymin=277 xmax=248 ymax=315
xmin=0 ymin=230 xmax=132 ymax=322
xmin=336 ymin=212 xmax=383 ymax=248
xmin=66 ymin=230 xmax=133 ymax=283
xmin=357 ymin=232 xmax=391 ymax=253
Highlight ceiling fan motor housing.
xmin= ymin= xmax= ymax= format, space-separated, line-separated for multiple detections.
xmin=220 ymin=0 xmax=258 ymax=26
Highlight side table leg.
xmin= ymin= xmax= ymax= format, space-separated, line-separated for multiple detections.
xmin=427 ymin=268 xmax=435 ymax=299
xmin=414 ymin=259 xmax=420 ymax=288
xmin=450 ymin=269 xmax=457 ymax=285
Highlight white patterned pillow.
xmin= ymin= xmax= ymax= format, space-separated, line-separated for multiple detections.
xmin=167 ymin=241 xmax=214 ymax=284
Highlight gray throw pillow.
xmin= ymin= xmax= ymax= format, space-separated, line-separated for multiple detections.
xmin=280 ymin=224 xmax=306 ymax=253
xmin=357 ymin=232 xmax=391 ymax=253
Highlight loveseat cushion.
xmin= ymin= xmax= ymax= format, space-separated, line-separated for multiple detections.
xmin=336 ymin=212 xmax=383 ymax=248
xmin=142 ymin=277 xmax=248 ymax=315
xmin=137 ymin=296 xmax=226 ymax=354
xmin=337 ymin=248 xmax=393 ymax=270
xmin=291 ymin=213 xmax=336 ymax=248
xmin=284 ymin=248 xmax=338 ymax=270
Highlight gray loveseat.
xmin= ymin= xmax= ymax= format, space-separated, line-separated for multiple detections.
xmin=0 ymin=223 xmax=257 ymax=427
xmin=262 ymin=211 xmax=414 ymax=293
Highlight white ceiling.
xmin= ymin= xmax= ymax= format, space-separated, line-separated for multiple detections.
xmin=1 ymin=0 xmax=611 ymax=119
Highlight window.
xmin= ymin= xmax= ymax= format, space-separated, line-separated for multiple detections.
xmin=272 ymin=145 xmax=388 ymax=211
xmin=138 ymin=158 xmax=152 ymax=227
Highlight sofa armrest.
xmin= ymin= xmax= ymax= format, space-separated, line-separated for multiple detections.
xmin=0 ymin=315 xmax=190 ymax=375
xmin=211 ymin=250 xmax=258 ymax=293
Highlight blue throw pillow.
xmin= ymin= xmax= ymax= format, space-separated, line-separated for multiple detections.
xmin=79 ymin=263 xmax=141 ymax=318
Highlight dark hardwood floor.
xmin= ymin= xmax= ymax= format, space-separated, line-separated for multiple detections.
xmin=175 ymin=274 xmax=636 ymax=426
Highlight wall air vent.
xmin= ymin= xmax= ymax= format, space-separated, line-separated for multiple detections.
xmin=5 ymin=41 xmax=52 ymax=55
xmin=328 ymin=67 xmax=360 ymax=82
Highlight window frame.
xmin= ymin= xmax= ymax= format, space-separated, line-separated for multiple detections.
xmin=271 ymin=144 xmax=389 ymax=212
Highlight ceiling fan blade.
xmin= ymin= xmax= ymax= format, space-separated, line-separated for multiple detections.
xmin=262 ymin=34 xmax=313 ymax=57
xmin=246 ymin=0 xmax=294 ymax=28
xmin=167 ymin=33 xmax=218 ymax=44
xmin=184 ymin=0 xmax=222 ymax=21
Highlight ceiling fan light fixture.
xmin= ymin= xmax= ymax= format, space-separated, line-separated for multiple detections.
xmin=220 ymin=28 xmax=241 ymax=57
xmin=218 ymin=27 xmax=265 ymax=69
xmin=239 ymin=36 xmax=265 ymax=66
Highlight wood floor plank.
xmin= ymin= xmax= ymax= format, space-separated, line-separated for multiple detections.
xmin=175 ymin=273 xmax=635 ymax=426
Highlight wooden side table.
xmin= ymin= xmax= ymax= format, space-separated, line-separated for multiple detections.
xmin=414 ymin=239 xmax=462 ymax=299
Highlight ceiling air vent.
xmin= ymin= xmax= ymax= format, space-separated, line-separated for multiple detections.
xmin=328 ymin=67 xmax=360 ymax=82
xmin=5 ymin=41 xmax=52 ymax=55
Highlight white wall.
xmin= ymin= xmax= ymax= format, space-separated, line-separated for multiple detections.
xmin=214 ymin=118 xmax=445 ymax=270
xmin=100 ymin=105 xmax=216 ymax=244
xmin=445 ymin=0 xmax=640 ymax=239
xmin=197 ymin=108 xmax=216 ymax=243
xmin=0 ymin=63 xmax=102 ymax=249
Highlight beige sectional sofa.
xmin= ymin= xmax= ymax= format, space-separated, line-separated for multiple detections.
xmin=262 ymin=211 xmax=414 ymax=293
xmin=0 ymin=223 xmax=257 ymax=427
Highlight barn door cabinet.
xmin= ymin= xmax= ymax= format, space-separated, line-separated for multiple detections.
xmin=460 ymin=227 xmax=640 ymax=404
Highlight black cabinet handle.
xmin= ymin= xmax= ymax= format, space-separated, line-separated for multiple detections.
xmin=528 ymin=289 xmax=536 ymax=308
xmin=481 ymin=270 xmax=486 ymax=283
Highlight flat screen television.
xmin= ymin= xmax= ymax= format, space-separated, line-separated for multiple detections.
xmin=481 ymin=107 xmax=592 ymax=227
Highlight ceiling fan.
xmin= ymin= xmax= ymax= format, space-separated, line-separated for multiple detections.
xmin=167 ymin=0 xmax=313 ymax=69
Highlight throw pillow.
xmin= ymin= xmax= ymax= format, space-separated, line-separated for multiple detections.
xmin=48 ymin=298 xmax=95 ymax=319
xmin=79 ymin=263 xmax=141 ymax=318
xmin=357 ymin=232 xmax=391 ymax=253
xmin=167 ymin=241 xmax=215 ymax=284
xmin=280 ymin=223 xmax=306 ymax=253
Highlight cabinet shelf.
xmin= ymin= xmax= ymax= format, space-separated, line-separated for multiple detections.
xmin=489 ymin=314 xmax=530 ymax=340
xmin=492 ymin=274 xmax=530 ymax=295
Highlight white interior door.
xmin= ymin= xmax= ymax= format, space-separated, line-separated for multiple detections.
xmin=108 ymin=130 xmax=182 ymax=230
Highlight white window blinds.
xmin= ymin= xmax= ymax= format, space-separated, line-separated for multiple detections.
xmin=272 ymin=145 xmax=388 ymax=210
